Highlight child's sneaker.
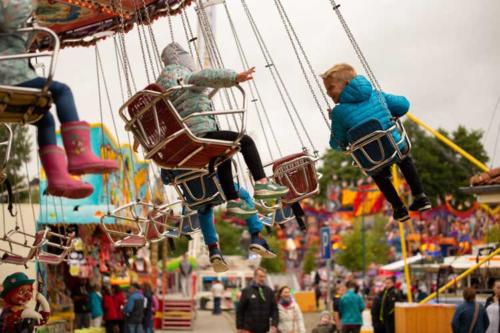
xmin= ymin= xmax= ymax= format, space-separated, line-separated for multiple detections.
xmin=249 ymin=233 xmax=277 ymax=259
xmin=209 ymin=247 xmax=229 ymax=273
xmin=393 ymin=206 xmax=410 ymax=222
xmin=409 ymin=194 xmax=432 ymax=212
xmin=226 ymin=200 xmax=257 ymax=219
xmin=254 ymin=182 xmax=289 ymax=200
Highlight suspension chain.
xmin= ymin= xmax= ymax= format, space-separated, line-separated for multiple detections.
xmin=274 ymin=0 xmax=331 ymax=129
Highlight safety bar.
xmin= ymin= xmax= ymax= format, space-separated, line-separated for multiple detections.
xmin=0 ymin=27 xmax=60 ymax=94
xmin=0 ymin=124 xmax=13 ymax=183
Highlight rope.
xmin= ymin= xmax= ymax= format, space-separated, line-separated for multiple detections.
xmin=273 ymin=0 xmax=331 ymax=129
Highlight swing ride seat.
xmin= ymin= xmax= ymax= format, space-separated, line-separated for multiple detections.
xmin=0 ymin=27 xmax=59 ymax=124
xmin=161 ymin=168 xmax=225 ymax=211
xmin=146 ymin=205 xmax=184 ymax=241
xmin=0 ymin=229 xmax=47 ymax=265
xmin=100 ymin=201 xmax=152 ymax=248
xmin=271 ymin=152 xmax=320 ymax=204
xmin=259 ymin=203 xmax=295 ymax=227
xmin=180 ymin=211 xmax=201 ymax=235
xmin=37 ymin=231 xmax=75 ymax=265
xmin=120 ymin=83 xmax=246 ymax=170
xmin=346 ymin=118 xmax=411 ymax=176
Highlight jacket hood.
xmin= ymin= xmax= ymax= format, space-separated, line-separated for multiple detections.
xmin=161 ymin=42 xmax=196 ymax=71
xmin=339 ymin=75 xmax=373 ymax=104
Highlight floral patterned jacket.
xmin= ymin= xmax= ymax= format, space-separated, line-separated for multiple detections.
xmin=156 ymin=64 xmax=237 ymax=136
xmin=0 ymin=0 xmax=37 ymax=85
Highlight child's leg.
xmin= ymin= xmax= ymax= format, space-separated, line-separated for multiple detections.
xmin=198 ymin=206 xmax=218 ymax=246
xmin=34 ymin=112 xmax=57 ymax=147
xmin=397 ymin=156 xmax=424 ymax=196
xmin=371 ymin=167 xmax=404 ymax=209
xmin=204 ymin=131 xmax=266 ymax=182
xmin=237 ymin=186 xmax=263 ymax=235
xmin=17 ymin=78 xmax=79 ymax=123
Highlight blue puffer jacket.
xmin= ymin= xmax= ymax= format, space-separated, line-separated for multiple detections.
xmin=329 ymin=75 xmax=410 ymax=150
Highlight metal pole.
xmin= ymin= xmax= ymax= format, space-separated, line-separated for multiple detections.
xmin=420 ymin=247 xmax=500 ymax=303
xmin=362 ymin=214 xmax=366 ymax=279
xmin=326 ymin=258 xmax=332 ymax=311
xmin=406 ymin=113 xmax=489 ymax=172
xmin=399 ymin=222 xmax=413 ymax=303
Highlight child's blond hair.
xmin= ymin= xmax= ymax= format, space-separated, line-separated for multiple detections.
xmin=321 ymin=63 xmax=357 ymax=82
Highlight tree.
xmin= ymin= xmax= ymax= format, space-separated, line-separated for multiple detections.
xmin=260 ymin=236 xmax=286 ymax=273
xmin=0 ymin=124 xmax=32 ymax=201
xmin=336 ymin=216 xmax=390 ymax=272
xmin=405 ymin=121 xmax=489 ymax=204
xmin=318 ymin=149 xmax=362 ymax=202
xmin=302 ymin=245 xmax=318 ymax=275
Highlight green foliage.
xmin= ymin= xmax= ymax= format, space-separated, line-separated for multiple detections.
xmin=336 ymin=215 xmax=390 ymax=272
xmin=486 ymin=224 xmax=500 ymax=244
xmin=404 ymin=121 xmax=489 ymax=204
xmin=318 ymin=149 xmax=362 ymax=202
xmin=302 ymin=245 xmax=318 ymax=274
xmin=0 ymin=125 xmax=32 ymax=202
xmin=216 ymin=216 xmax=244 ymax=256
xmin=260 ymin=236 xmax=286 ymax=273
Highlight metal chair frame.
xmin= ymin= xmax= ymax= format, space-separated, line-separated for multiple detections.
xmin=119 ymin=83 xmax=247 ymax=170
xmin=0 ymin=124 xmax=13 ymax=184
xmin=346 ymin=119 xmax=411 ymax=175
xmin=0 ymin=227 xmax=74 ymax=265
xmin=0 ymin=27 xmax=60 ymax=124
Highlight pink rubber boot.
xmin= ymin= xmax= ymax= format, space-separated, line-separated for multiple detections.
xmin=40 ymin=145 xmax=94 ymax=199
xmin=61 ymin=121 xmax=118 ymax=175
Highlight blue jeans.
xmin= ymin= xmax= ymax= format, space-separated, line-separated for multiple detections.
xmin=199 ymin=185 xmax=262 ymax=245
xmin=127 ymin=323 xmax=144 ymax=333
xmin=213 ymin=297 xmax=222 ymax=315
xmin=17 ymin=77 xmax=79 ymax=147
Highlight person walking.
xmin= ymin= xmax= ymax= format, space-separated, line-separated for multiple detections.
xmin=338 ymin=280 xmax=365 ymax=333
xmin=142 ymin=283 xmax=156 ymax=333
xmin=236 ymin=267 xmax=279 ymax=333
xmin=379 ymin=277 xmax=403 ymax=333
xmin=112 ymin=285 xmax=126 ymax=333
xmin=452 ymin=287 xmax=489 ymax=333
xmin=485 ymin=279 xmax=500 ymax=333
xmin=89 ymin=284 xmax=103 ymax=328
xmin=124 ymin=283 xmax=145 ymax=333
xmin=179 ymin=254 xmax=193 ymax=298
xmin=72 ymin=279 xmax=92 ymax=329
xmin=276 ymin=285 xmax=305 ymax=333
xmin=211 ymin=280 xmax=224 ymax=315
xmin=102 ymin=286 xmax=120 ymax=333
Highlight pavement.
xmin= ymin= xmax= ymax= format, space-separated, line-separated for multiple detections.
xmin=158 ymin=309 xmax=374 ymax=332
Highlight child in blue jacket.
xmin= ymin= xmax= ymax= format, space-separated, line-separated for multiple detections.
xmin=321 ymin=63 xmax=431 ymax=221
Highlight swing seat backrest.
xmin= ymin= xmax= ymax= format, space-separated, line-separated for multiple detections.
xmin=0 ymin=86 xmax=51 ymax=124
xmin=347 ymin=119 xmax=407 ymax=175
xmin=181 ymin=213 xmax=201 ymax=235
xmin=161 ymin=169 xmax=225 ymax=211
xmin=117 ymin=234 xmax=147 ymax=247
xmin=272 ymin=152 xmax=319 ymax=204
xmin=125 ymin=84 xmax=238 ymax=170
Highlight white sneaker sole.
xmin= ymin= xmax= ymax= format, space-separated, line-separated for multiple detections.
xmin=254 ymin=188 xmax=289 ymax=200
xmin=226 ymin=207 xmax=257 ymax=218
xmin=249 ymin=244 xmax=277 ymax=259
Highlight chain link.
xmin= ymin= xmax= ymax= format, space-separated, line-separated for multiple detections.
xmin=274 ymin=0 xmax=331 ymax=129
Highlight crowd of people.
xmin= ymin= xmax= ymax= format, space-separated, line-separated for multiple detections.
xmin=226 ymin=267 xmax=500 ymax=333
xmin=70 ymin=280 xmax=158 ymax=333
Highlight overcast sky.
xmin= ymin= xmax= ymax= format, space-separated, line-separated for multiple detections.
xmin=36 ymin=0 xmax=500 ymax=168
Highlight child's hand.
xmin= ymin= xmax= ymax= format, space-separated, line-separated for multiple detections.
xmin=236 ymin=67 xmax=256 ymax=83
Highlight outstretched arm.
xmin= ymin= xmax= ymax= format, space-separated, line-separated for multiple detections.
xmin=382 ymin=92 xmax=410 ymax=118
xmin=188 ymin=67 xmax=255 ymax=88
